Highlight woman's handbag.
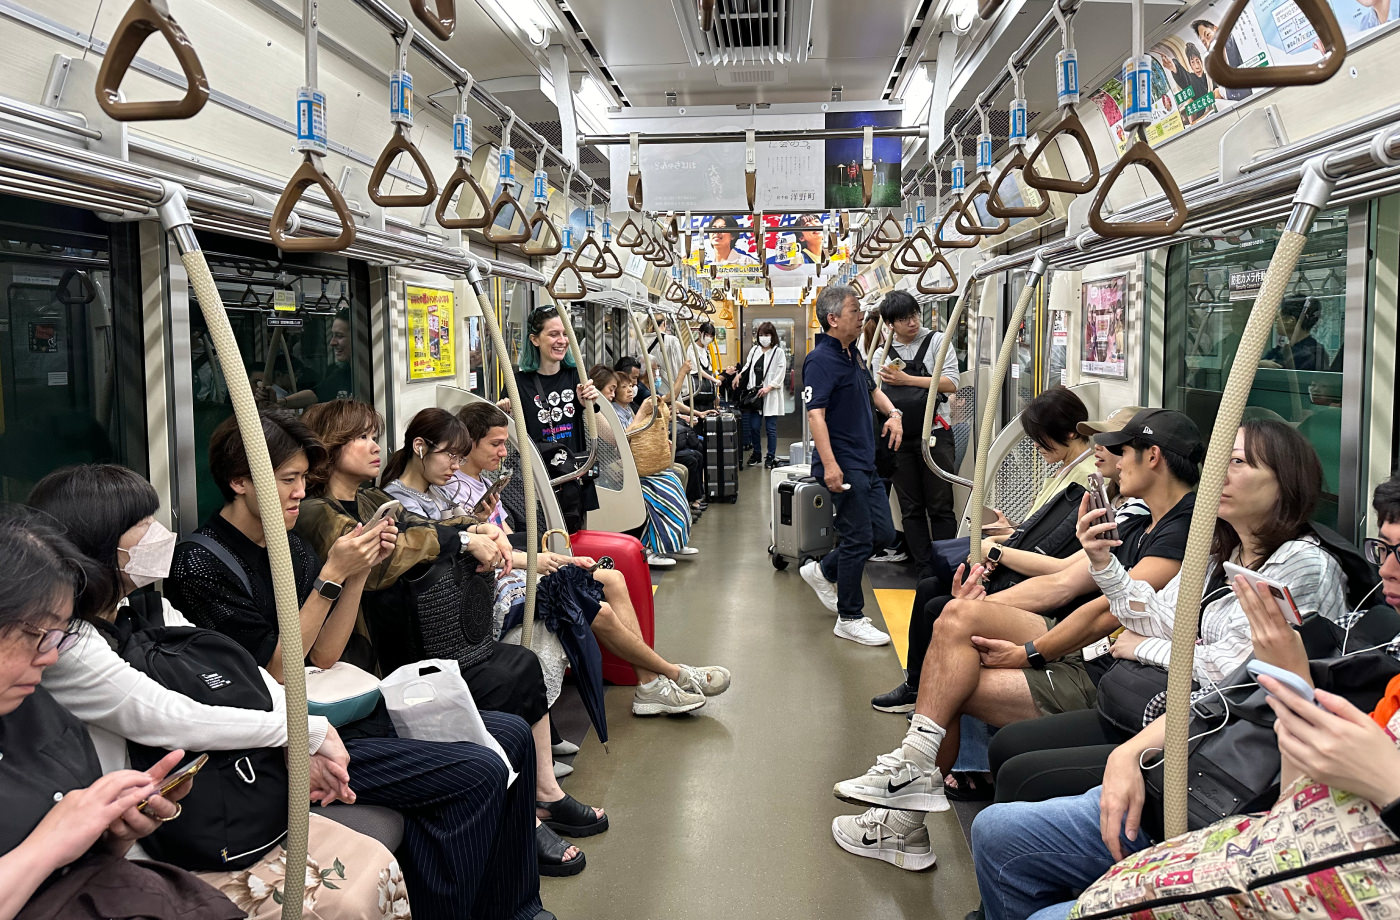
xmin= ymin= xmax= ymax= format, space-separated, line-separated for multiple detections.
xmin=380 ymin=658 xmax=518 ymax=785
xmin=305 ymin=661 xmax=382 ymax=727
xmin=626 ymin=403 xmax=673 ymax=476
xmin=737 ymin=353 xmax=766 ymax=412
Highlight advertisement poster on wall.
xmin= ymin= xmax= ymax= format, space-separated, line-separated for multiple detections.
xmin=685 ymin=213 xmax=848 ymax=279
xmin=1081 ymin=274 xmax=1129 ymax=379
xmin=1092 ymin=0 xmax=1397 ymax=152
xmin=406 ymin=285 xmax=455 ymax=381
xmin=824 ymin=111 xmax=902 ymax=209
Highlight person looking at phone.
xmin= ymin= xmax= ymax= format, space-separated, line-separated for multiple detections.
xmin=829 ymin=410 xmax=1202 ymax=870
xmin=800 ymin=285 xmax=904 ymax=647
xmin=27 ymin=464 xmax=405 ymax=919
xmin=967 ymin=474 xmax=1400 ymax=920
xmin=451 ymin=401 xmax=730 ymax=713
xmin=0 ymin=508 xmax=245 ymax=920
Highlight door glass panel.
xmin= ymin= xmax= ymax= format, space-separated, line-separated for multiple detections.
xmin=187 ymin=250 xmax=359 ymax=521
xmin=1163 ymin=209 xmax=1349 ymax=528
xmin=0 ymin=208 xmax=138 ymax=501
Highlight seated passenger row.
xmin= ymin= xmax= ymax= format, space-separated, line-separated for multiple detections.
xmin=0 ymin=373 xmax=732 ymax=917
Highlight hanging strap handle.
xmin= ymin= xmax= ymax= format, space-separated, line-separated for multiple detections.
xmin=369 ymin=128 xmax=439 ymax=208
xmin=861 ymin=126 xmax=875 ymax=208
xmin=745 ymin=129 xmax=758 ymax=211
xmin=1087 ymin=125 xmax=1188 ymax=238
xmin=486 ymin=111 xmax=532 ymax=244
xmin=409 ymin=0 xmax=455 ymax=41
xmin=916 ymin=250 xmax=958 ymax=296
xmin=436 ymin=77 xmax=492 ymax=229
xmin=271 ymin=153 xmax=357 ymax=252
xmin=1208 ymin=0 xmax=1344 ymax=88
xmin=1021 ymin=109 xmax=1100 ymax=194
xmin=523 ymin=163 xmax=564 ymax=256
xmin=698 ymin=0 xmax=716 ymax=30
xmin=96 ymin=0 xmax=210 ymax=121
xmin=627 ymin=133 xmax=644 ymax=211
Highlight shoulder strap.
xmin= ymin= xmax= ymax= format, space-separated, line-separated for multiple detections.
xmin=912 ymin=331 xmax=935 ymax=367
xmin=181 ymin=533 xmax=253 ymax=597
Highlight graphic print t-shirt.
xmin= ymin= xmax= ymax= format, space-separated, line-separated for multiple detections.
xmin=516 ymin=366 xmax=584 ymax=454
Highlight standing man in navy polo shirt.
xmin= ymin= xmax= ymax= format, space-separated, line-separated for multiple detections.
xmin=800 ymin=285 xmax=904 ymax=646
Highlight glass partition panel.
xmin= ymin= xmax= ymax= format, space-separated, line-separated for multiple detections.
xmin=1163 ymin=209 xmax=1349 ymax=528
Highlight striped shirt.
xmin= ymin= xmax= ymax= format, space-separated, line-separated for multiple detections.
xmin=1090 ymin=536 xmax=1346 ymax=685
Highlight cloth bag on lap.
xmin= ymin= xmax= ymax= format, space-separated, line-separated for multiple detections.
xmin=381 ymin=659 xmax=518 ymax=786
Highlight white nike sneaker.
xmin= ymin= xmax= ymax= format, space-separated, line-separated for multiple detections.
xmin=831 ymin=809 xmax=937 ymax=871
xmin=800 ymin=560 xmax=839 ymax=613
xmin=833 ymin=616 xmax=891 ymax=646
xmin=834 ymin=749 xmax=949 ymax=813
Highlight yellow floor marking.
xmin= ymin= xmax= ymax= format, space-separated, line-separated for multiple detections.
xmin=873 ymin=588 xmax=916 ymax=668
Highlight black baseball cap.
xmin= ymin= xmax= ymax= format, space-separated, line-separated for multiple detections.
xmin=1092 ymin=408 xmax=1206 ymax=464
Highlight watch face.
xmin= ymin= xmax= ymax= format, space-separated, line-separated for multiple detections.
xmin=317 ymin=579 xmax=342 ymax=601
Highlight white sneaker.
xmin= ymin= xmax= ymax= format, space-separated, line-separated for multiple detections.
xmin=632 ymin=676 xmax=706 ymax=716
xmin=669 ymin=546 xmax=701 ymax=557
xmin=831 ymin=809 xmax=937 ymax=871
xmin=834 ymin=748 xmax=949 ymax=813
xmin=869 ymin=548 xmax=909 ymax=564
xmin=800 ymin=560 xmax=839 ymax=613
xmin=675 ymin=664 xmax=731 ymax=697
xmin=552 ymin=739 xmax=580 ymax=757
xmin=833 ymin=616 xmax=891 ymax=646
xmin=647 ymin=552 xmax=677 ymax=569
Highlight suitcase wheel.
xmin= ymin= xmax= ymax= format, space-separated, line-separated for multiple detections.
xmin=769 ymin=549 xmax=788 ymax=571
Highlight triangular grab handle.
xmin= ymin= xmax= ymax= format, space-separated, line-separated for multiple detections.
xmin=369 ymin=127 xmax=439 ymax=208
xmin=891 ymin=229 xmax=935 ymax=275
xmin=1207 ymin=0 xmax=1345 ymax=88
xmin=615 ymin=216 xmax=643 ymax=248
xmin=435 ymin=162 xmax=493 ymax=229
xmin=1087 ymin=131 xmax=1189 ymax=239
xmin=96 ymin=0 xmax=209 ymax=121
xmin=627 ymin=170 xmax=644 ymax=212
xmin=410 ymin=0 xmax=455 ymax=41
xmin=1022 ymin=108 xmax=1100 ymax=196
xmin=936 ymin=197 xmax=978 ymax=249
xmin=987 ymin=149 xmax=1050 ymax=219
xmin=955 ymin=179 xmax=1009 ymax=236
xmin=875 ymin=214 xmax=904 ymax=245
xmin=916 ymin=251 xmax=959 ymax=296
xmin=573 ymin=236 xmax=605 ymax=274
xmin=522 ymin=210 xmax=563 ymax=256
xmin=593 ymin=242 xmax=624 ymax=279
xmin=270 ymin=153 xmax=357 ymax=253
xmin=486 ymin=183 xmax=532 ymax=244
xmin=546 ymin=257 xmax=588 ymax=302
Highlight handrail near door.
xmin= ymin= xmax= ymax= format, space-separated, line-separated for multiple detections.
xmin=921 ymin=280 xmax=977 ymax=490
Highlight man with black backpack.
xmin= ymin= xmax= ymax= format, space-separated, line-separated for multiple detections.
xmin=875 ymin=291 xmax=961 ymax=580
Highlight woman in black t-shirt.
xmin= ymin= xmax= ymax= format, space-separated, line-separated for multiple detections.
xmin=502 ymin=307 xmax=601 ymax=532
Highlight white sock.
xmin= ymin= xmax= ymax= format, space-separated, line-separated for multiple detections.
xmin=875 ymin=807 xmax=926 ymax=836
xmin=639 ymin=676 xmax=665 ymax=690
xmin=901 ymin=714 xmax=946 ymax=772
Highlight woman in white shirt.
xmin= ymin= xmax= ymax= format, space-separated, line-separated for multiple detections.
xmin=1079 ymin=420 xmax=1345 ymax=696
xmin=687 ymin=322 xmax=721 ymax=410
xmin=737 ymin=322 xmax=788 ymax=468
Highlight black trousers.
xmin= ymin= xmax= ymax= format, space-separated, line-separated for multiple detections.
xmin=344 ymin=710 xmax=540 ymax=920
xmin=988 ymin=709 xmax=1131 ymax=805
xmin=891 ymin=435 xmax=958 ymax=577
xmin=675 ymin=447 xmax=705 ymax=503
xmin=906 ymin=586 xmax=954 ymax=687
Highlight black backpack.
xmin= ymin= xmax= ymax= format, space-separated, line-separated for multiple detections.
xmin=103 ymin=589 xmax=289 ymax=871
xmin=983 ymin=483 xmax=1088 ymax=594
xmin=881 ymin=332 xmax=940 ymax=420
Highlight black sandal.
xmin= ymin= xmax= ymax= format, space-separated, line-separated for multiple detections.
xmin=536 ymin=823 xmax=586 ymax=877
xmin=945 ymin=770 xmax=995 ymax=802
xmin=537 ymin=792 xmax=610 ymax=837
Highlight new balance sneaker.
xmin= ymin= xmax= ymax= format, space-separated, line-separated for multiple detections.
xmin=675 ymin=664 xmax=731 ymax=697
xmin=833 ymin=749 xmax=949 ymax=812
xmin=871 ymin=681 xmax=918 ymax=713
xmin=834 ymin=616 xmax=891 ymax=647
xmin=831 ymin=809 xmax=937 ymax=871
xmin=869 ymin=547 xmax=910 ymax=564
xmin=632 ymin=676 xmax=706 ymax=716
xmin=800 ymin=559 xmax=839 ymax=612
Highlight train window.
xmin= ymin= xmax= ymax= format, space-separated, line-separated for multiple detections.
xmin=0 ymin=200 xmax=145 ymax=501
xmin=1163 ymin=209 xmax=1349 ymax=528
xmin=186 ymin=247 xmax=366 ymax=520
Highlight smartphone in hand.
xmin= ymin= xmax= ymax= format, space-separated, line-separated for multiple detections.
xmin=1086 ymin=472 xmax=1119 ymax=542
xmin=1247 ymin=659 xmax=1318 ymax=705
xmin=138 ymin=753 xmax=209 ymax=813
xmin=473 ymin=470 xmax=513 ymax=518
xmin=1223 ymin=561 xmax=1305 ymax=626
xmin=366 ymin=499 xmax=403 ymax=528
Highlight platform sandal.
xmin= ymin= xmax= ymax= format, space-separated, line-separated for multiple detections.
xmin=537 ymin=792 xmax=610 ymax=837
xmin=536 ymin=823 xmax=586 ymax=878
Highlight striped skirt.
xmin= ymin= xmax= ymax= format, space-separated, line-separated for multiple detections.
xmin=639 ymin=468 xmax=692 ymax=555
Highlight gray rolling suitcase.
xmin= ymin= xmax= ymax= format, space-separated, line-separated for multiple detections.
xmin=769 ymin=476 xmax=834 ymax=570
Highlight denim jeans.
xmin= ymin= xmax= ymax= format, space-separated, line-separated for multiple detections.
xmin=971 ymin=787 xmax=1152 ymax=920
xmin=819 ymin=467 xmax=896 ymax=620
xmin=745 ymin=411 xmax=778 ymax=458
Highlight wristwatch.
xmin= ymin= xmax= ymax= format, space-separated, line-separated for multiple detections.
xmin=313 ymin=577 xmax=343 ymax=601
xmin=1024 ymin=641 xmax=1047 ymax=670
xmin=458 ymin=530 xmax=473 ymax=553
xmin=888 ymin=408 xmax=904 ymax=419
xmin=986 ymin=544 xmax=1004 ymax=568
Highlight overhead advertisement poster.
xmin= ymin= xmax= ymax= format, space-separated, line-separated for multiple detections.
xmin=683 ymin=214 xmax=848 ymax=279
xmin=1082 ymin=274 xmax=1129 ymax=380
xmin=824 ymin=111 xmax=902 ymax=209
xmin=406 ymin=285 xmax=455 ymax=381
xmin=1091 ymin=0 xmax=1396 ymax=152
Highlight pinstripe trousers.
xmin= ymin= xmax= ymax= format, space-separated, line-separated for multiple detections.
xmin=344 ymin=711 xmax=541 ymax=920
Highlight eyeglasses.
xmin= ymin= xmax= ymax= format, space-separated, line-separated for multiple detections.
xmin=427 ymin=441 xmax=463 ymax=465
xmin=18 ymin=619 xmax=81 ymax=656
xmin=1363 ymin=538 xmax=1400 ymax=567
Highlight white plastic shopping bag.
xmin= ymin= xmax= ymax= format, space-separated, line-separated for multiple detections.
xmin=380 ymin=659 xmax=518 ymax=787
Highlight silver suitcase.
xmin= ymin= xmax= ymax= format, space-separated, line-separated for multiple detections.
xmin=769 ymin=475 xmax=834 ymax=570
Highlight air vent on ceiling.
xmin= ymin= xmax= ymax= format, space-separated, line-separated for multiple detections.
xmin=671 ymin=0 xmax=814 ymax=67
xmin=716 ymin=67 xmax=788 ymax=86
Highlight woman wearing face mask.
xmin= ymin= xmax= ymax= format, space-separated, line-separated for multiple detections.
xmin=687 ymin=322 xmax=721 ymax=411
xmin=738 ymin=322 xmax=787 ymax=468
xmin=25 ymin=466 xmax=404 ymax=919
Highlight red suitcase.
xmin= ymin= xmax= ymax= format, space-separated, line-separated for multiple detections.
xmin=569 ymin=530 xmax=654 ymax=686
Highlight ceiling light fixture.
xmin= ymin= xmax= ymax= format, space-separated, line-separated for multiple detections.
xmin=500 ymin=0 xmax=553 ymax=46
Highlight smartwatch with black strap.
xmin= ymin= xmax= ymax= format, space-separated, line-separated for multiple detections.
xmin=1024 ymin=641 xmax=1047 ymax=670
xmin=313 ymin=577 xmax=343 ymax=602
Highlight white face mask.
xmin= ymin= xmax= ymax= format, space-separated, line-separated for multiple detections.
xmin=758 ymin=335 xmax=772 ymax=347
xmin=120 ymin=521 xmax=177 ymax=588
xmin=701 ymin=335 xmax=713 ymax=345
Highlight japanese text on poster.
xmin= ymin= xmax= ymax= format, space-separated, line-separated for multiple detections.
xmin=406 ymin=285 xmax=455 ymax=381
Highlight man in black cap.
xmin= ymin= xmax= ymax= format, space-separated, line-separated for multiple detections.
xmin=829 ymin=409 xmax=1203 ymax=872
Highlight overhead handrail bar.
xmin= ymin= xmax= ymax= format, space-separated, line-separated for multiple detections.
xmin=96 ymin=0 xmax=210 ymax=121
xmin=1207 ymin=0 xmax=1344 ymax=88
xmin=485 ymin=111 xmax=532 ymax=244
xmin=436 ymin=75 xmax=492 ymax=229
xmin=1087 ymin=0 xmax=1188 ymax=238
xmin=408 ymin=0 xmax=454 ymax=40
xmin=270 ymin=0 xmax=356 ymax=252
xmin=987 ymin=58 xmax=1050 ymax=219
xmin=368 ymin=31 xmax=438 ymax=208
xmin=1021 ymin=2 xmax=1100 ymax=196
xmin=580 ymin=126 xmax=927 ymax=147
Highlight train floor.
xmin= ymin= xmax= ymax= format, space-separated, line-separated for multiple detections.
xmin=543 ymin=459 xmax=980 ymax=920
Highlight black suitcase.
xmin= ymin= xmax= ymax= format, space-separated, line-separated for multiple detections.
xmin=703 ymin=412 xmax=740 ymax=503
